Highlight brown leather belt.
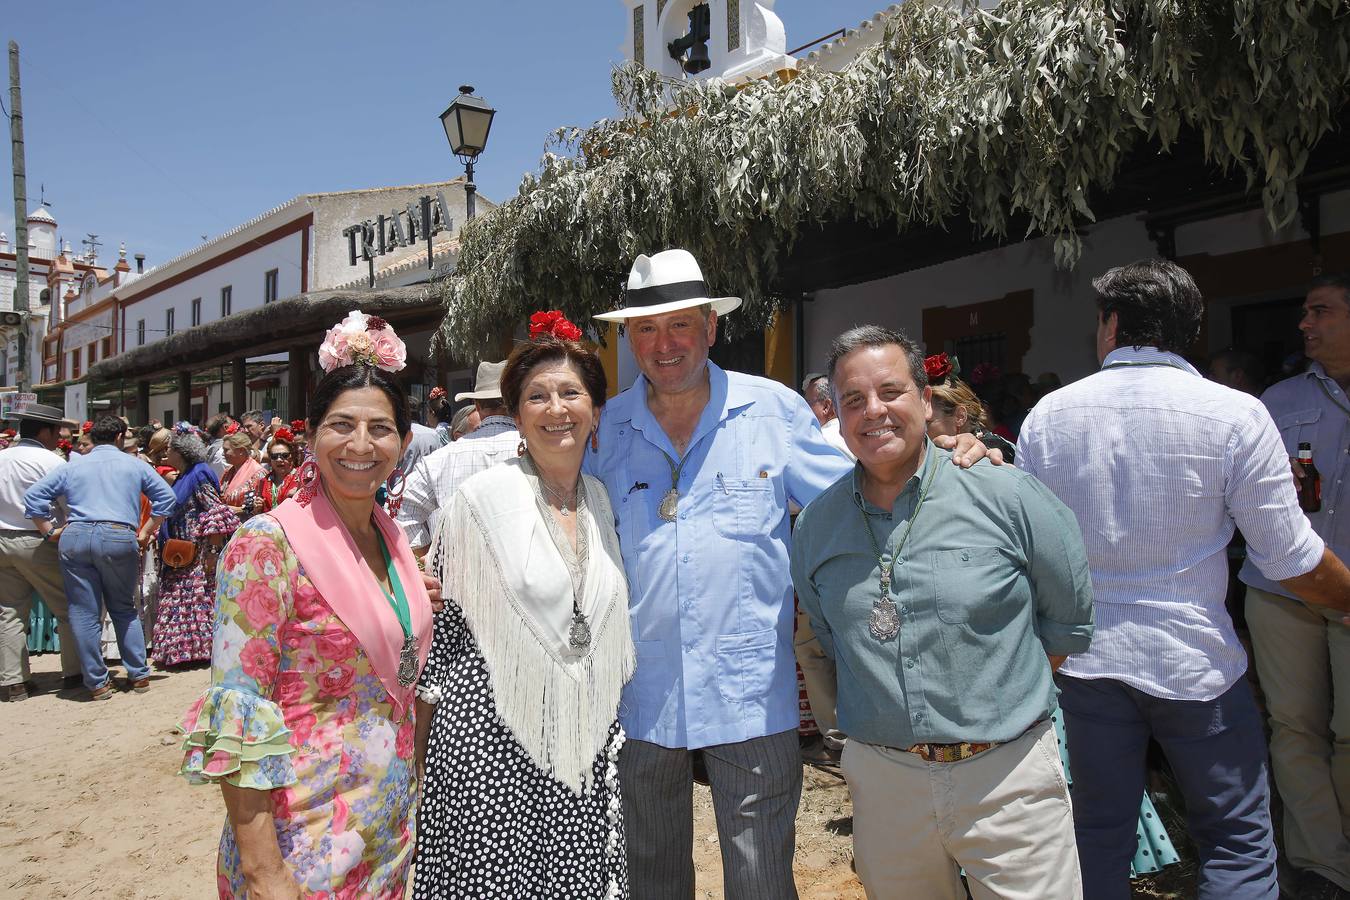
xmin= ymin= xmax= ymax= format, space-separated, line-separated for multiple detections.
xmin=900 ymin=719 xmax=1046 ymax=764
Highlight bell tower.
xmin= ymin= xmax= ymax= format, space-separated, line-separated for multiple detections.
xmin=621 ymin=0 xmax=796 ymax=84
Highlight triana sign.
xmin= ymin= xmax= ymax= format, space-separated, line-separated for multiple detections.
xmin=342 ymin=192 xmax=455 ymax=277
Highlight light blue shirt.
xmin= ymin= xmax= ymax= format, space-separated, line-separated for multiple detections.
xmin=585 ymin=362 xmax=853 ymax=749
xmin=25 ymin=444 xmax=177 ymax=527
xmin=1018 ymin=346 xmax=1323 ymax=701
xmin=1240 ymin=362 xmax=1350 ymax=601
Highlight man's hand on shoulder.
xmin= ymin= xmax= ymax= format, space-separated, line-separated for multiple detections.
xmin=933 ymin=433 xmax=1006 ymax=468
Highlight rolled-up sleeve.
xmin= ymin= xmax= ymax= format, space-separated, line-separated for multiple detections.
xmin=1228 ymin=404 xmax=1325 ymax=581
xmin=1017 ymin=474 xmax=1094 ymax=655
xmin=23 ymin=466 xmax=66 ymax=521
xmin=789 ymin=506 xmax=836 ymax=660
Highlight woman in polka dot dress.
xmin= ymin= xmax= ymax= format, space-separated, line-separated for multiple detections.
xmin=414 ymin=324 xmax=634 ymax=899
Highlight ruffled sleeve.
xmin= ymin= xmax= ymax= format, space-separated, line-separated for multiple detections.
xmin=194 ymin=479 xmax=240 ymax=538
xmin=181 ymin=686 xmax=296 ymax=788
xmin=180 ymin=516 xmax=297 ymax=788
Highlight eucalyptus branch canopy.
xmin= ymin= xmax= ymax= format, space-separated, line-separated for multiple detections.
xmin=435 ymin=0 xmax=1350 ymax=360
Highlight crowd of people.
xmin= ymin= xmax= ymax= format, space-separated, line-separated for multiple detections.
xmin=1 ymin=248 xmax=1348 ymax=900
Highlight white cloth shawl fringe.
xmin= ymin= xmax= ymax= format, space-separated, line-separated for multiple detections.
xmin=429 ymin=458 xmax=635 ymax=794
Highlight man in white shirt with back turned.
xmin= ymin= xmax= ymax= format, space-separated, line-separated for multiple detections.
xmin=0 ymin=402 xmax=80 ymax=700
xmin=1018 ymin=259 xmax=1350 ymax=900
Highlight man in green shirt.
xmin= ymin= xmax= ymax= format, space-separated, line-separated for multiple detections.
xmin=790 ymin=325 xmax=1095 ymax=900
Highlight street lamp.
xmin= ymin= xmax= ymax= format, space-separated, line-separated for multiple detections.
xmin=439 ymin=85 xmax=496 ymax=221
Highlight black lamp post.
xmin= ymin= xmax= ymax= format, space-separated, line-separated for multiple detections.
xmin=439 ymin=85 xmax=496 ymax=221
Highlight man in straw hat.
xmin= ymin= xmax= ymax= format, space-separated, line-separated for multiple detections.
xmin=0 ymin=402 xmax=80 ymax=700
xmin=397 ymin=361 xmax=518 ymax=551
xmin=586 ymin=248 xmax=996 ymax=898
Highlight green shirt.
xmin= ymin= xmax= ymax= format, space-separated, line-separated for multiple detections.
xmin=790 ymin=440 xmax=1094 ymax=747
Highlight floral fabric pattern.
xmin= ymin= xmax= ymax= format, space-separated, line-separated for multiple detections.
xmin=153 ymin=479 xmax=239 ymax=666
xmin=180 ymin=516 xmax=417 ymax=900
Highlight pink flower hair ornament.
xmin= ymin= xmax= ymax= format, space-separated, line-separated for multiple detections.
xmin=318 ymin=310 xmax=408 ymax=375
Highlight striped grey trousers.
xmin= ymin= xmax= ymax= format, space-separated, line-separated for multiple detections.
xmin=619 ymin=728 xmax=802 ymax=900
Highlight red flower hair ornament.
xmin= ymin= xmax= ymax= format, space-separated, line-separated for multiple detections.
xmin=924 ymin=353 xmax=953 ymax=383
xmin=528 ymin=310 xmax=584 ymax=342
xmin=289 ymin=419 xmax=306 ymax=434
xmin=81 ymin=421 xmax=93 ymax=434
xmin=272 ymin=427 xmax=296 ymax=444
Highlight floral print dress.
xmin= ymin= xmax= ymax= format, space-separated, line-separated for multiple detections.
xmin=153 ymin=478 xmax=238 ymax=666
xmin=181 ymin=517 xmax=418 ymax=900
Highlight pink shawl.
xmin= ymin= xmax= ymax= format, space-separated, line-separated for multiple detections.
xmin=221 ymin=457 xmax=263 ymax=506
xmin=269 ymin=487 xmax=432 ymax=717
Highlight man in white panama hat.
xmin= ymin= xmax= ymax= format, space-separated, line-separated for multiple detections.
xmin=587 ymin=248 xmax=995 ymax=899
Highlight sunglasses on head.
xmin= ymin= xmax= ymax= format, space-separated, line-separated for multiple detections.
xmin=269 ymin=452 xmax=293 ymax=461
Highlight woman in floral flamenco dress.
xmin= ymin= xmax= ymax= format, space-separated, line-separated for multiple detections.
xmin=180 ymin=311 xmax=432 ymax=899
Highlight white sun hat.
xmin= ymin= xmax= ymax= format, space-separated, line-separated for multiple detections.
xmin=454 ymin=360 xmax=505 ymax=402
xmin=593 ymin=248 xmax=742 ymax=323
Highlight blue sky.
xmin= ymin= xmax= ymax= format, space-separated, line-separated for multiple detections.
xmin=3 ymin=1 xmax=891 ymax=270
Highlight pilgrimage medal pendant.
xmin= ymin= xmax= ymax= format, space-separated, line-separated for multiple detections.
xmin=658 ymin=488 xmax=679 ymax=522
xmin=398 ymin=634 xmax=419 ymax=686
xmin=568 ymin=611 xmax=592 ymax=651
xmin=868 ymin=568 xmax=900 ymax=641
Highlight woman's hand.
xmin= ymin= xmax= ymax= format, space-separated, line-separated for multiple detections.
xmin=243 ymin=868 xmax=302 ymax=900
xmin=421 ymin=572 xmax=444 ymax=613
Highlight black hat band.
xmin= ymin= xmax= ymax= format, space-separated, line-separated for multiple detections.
xmin=625 ymin=279 xmax=709 ymax=307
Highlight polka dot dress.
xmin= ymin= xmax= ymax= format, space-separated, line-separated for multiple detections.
xmin=413 ymin=601 xmax=628 ymax=899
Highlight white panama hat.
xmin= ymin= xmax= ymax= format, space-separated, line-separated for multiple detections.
xmin=593 ymin=249 xmax=742 ymax=323
xmin=454 ymin=360 xmax=505 ymax=402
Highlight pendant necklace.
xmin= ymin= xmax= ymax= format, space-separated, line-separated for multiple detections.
xmin=528 ymin=458 xmax=592 ymax=650
xmin=658 ymin=450 xmax=692 ymax=522
xmin=857 ymin=457 xmax=940 ymax=641
xmin=373 ymin=530 xmax=419 ymax=686
xmin=537 ymin=474 xmax=579 ymax=517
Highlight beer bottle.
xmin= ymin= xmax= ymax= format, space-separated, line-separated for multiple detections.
xmin=1297 ymin=442 xmax=1322 ymax=513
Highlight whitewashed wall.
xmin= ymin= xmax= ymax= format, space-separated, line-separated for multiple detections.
xmin=118 ymin=231 xmax=304 ymax=354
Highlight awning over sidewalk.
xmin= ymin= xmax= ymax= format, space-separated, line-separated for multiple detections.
xmin=88 ymin=286 xmax=435 ymax=383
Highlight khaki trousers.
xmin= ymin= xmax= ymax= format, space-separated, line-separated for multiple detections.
xmin=842 ymin=721 xmax=1082 ymax=900
xmin=794 ymin=606 xmax=840 ymax=738
xmin=1245 ymin=586 xmax=1350 ymax=889
xmin=0 ymin=531 xmax=79 ymax=684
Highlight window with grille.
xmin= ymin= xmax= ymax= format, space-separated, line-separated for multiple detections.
xmin=191 ymin=298 xmax=202 ymax=327
xmin=264 ymin=270 xmax=279 ymax=304
xmin=221 ymin=285 xmax=232 ymax=317
xmin=166 ymin=308 xmax=176 ymax=337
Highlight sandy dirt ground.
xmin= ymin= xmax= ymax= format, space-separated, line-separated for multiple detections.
xmin=2 ymin=652 xmax=1191 ymax=899
xmin=0 ymin=654 xmax=862 ymax=900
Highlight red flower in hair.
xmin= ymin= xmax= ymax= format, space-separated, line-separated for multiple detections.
xmin=224 ymin=422 xmax=240 ymax=436
xmin=81 ymin=421 xmax=93 ymax=434
xmin=272 ymin=427 xmax=295 ymax=444
xmin=289 ymin=419 xmax=306 ymax=434
xmin=365 ymin=315 xmax=389 ymax=332
xmin=970 ymin=362 xmax=1003 ymax=386
xmin=924 ymin=353 xmax=953 ymax=383
xmin=528 ymin=310 xmax=583 ymax=341
xmin=58 ymin=439 xmax=72 ymax=452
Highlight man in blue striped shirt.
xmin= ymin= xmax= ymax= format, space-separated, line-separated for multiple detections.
xmin=1018 ymin=259 xmax=1350 ymax=900
xmin=1239 ymin=272 xmax=1350 ymax=897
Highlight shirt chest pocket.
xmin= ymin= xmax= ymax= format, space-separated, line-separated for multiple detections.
xmin=1275 ymin=408 xmax=1321 ymax=454
xmin=712 ymin=476 xmax=776 ymax=540
xmin=931 ymin=546 xmax=1022 ymax=627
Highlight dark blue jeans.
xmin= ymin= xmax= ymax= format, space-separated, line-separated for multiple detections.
xmin=58 ymin=521 xmax=148 ymax=690
xmin=1057 ymin=674 xmax=1277 ymax=900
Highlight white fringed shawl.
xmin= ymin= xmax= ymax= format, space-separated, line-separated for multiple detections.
xmin=428 ymin=458 xmax=634 ymax=794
